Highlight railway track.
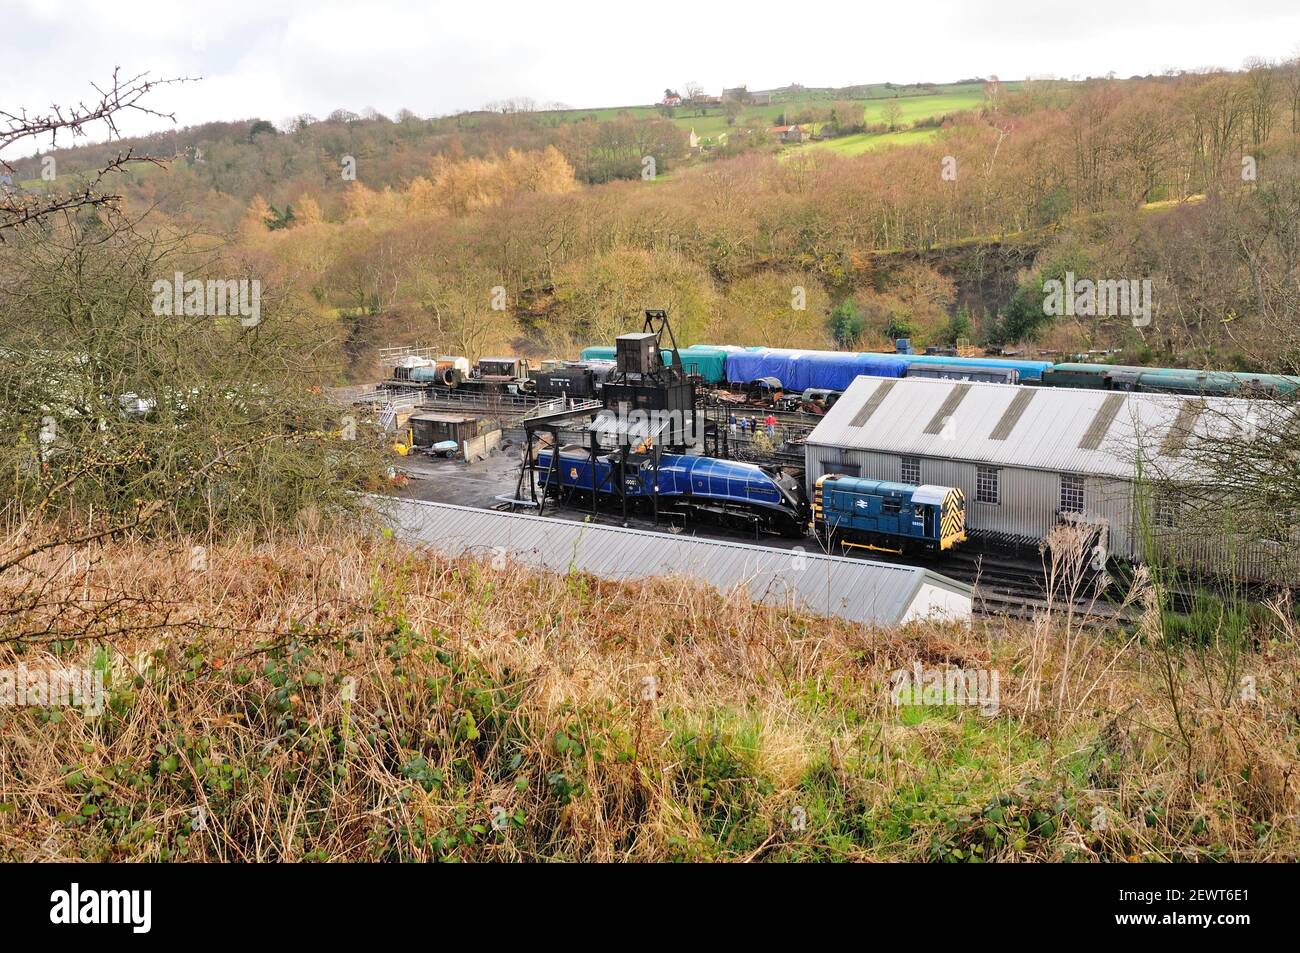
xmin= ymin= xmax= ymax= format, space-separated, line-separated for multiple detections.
xmin=810 ymin=542 xmax=1145 ymax=623
xmin=438 ymin=411 xmax=1193 ymax=624
xmin=489 ymin=432 xmax=1144 ymax=621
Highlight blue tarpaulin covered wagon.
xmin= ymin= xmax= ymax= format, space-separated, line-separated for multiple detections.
xmin=725 ymin=349 xmax=908 ymax=392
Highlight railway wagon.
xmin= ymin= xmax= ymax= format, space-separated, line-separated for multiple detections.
xmin=895 ymin=354 xmax=1053 ymax=381
xmin=537 ymin=447 xmax=807 ymax=536
xmin=905 ymin=362 xmax=1019 ymax=385
xmin=674 ymin=345 xmax=739 ymax=385
xmin=1040 ymin=362 xmax=1300 ymax=397
xmin=813 ymin=474 xmax=967 ymax=555
xmin=578 ymin=344 xmax=735 ymax=384
xmin=1037 ymin=362 xmax=1135 ymax=390
xmin=725 ymin=349 xmax=909 ymax=392
xmin=1135 ymin=367 xmax=1300 ymax=397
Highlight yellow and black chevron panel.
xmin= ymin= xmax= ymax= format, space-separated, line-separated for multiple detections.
xmin=940 ymin=488 xmax=967 ymax=550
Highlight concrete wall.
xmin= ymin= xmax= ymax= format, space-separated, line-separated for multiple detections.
xmin=461 ymin=428 xmax=502 ymax=463
xmin=904 ymin=582 xmax=975 ymax=624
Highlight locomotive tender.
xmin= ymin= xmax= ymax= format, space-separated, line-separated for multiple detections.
xmin=537 ymin=446 xmax=808 ymax=537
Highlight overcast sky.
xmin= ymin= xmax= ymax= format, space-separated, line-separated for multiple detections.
xmin=6 ymin=0 xmax=1300 ymax=154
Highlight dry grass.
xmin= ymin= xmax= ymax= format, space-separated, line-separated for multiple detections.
xmin=0 ymin=525 xmax=1296 ymax=862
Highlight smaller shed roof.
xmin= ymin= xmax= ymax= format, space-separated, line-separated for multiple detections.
xmin=410 ymin=412 xmax=477 ymax=423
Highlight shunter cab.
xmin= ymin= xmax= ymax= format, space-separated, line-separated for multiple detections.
xmin=812 ymin=474 xmax=967 ymax=554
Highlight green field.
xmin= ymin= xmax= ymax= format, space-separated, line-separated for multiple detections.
xmin=533 ymin=81 xmax=998 ymax=144
xmin=781 ymin=87 xmax=988 ymax=156
xmin=801 ymin=127 xmax=943 ymax=155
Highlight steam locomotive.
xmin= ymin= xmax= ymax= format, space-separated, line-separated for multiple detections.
xmin=536 ymin=447 xmax=970 ymax=553
xmin=536 ymin=447 xmax=808 ymax=537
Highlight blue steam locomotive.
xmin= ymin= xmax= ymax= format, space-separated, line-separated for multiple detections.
xmin=812 ymin=475 xmax=967 ymax=555
xmin=536 ymin=447 xmax=808 ymax=537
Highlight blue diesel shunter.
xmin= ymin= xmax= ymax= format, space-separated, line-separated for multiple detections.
xmin=537 ymin=447 xmax=807 ymax=536
xmin=813 ymin=475 xmax=967 ymax=554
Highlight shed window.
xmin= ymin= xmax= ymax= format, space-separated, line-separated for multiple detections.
xmin=1060 ymin=475 xmax=1085 ymax=514
xmin=1155 ymin=500 xmax=1176 ymax=529
xmin=976 ymin=467 xmax=1000 ymax=505
xmin=900 ymin=457 xmax=921 ymax=486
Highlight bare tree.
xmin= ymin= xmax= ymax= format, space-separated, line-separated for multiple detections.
xmin=882 ymin=100 xmax=903 ymax=131
xmin=1284 ymin=55 xmax=1300 ymax=134
xmin=1 ymin=69 xmax=189 ymax=240
xmin=1143 ymin=397 xmax=1300 ymax=561
xmin=1243 ymin=57 xmax=1278 ymax=148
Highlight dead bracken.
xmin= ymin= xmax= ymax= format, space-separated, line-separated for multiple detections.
xmin=0 ymin=527 xmax=1294 ymax=862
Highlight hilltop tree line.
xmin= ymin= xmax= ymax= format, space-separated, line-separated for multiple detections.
xmin=206 ymin=67 xmax=1300 ymax=373
xmin=10 ymin=64 xmax=1300 ymax=376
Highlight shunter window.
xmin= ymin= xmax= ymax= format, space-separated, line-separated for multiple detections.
xmin=882 ymin=498 xmax=902 ymax=515
xmin=900 ymin=457 xmax=921 ymax=486
xmin=976 ymin=466 xmax=1000 ymax=505
xmin=1060 ymin=474 xmax=1085 ymax=514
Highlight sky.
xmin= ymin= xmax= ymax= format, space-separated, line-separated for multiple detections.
xmin=5 ymin=0 xmax=1300 ymax=154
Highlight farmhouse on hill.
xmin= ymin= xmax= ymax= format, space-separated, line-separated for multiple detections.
xmin=768 ymin=124 xmax=809 ymax=143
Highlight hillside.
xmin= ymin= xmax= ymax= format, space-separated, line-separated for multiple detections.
xmin=5 ymin=79 xmax=1002 ymax=226
xmin=2 ymin=527 xmax=1295 ymax=861
xmin=7 ymin=70 xmax=1300 ymax=381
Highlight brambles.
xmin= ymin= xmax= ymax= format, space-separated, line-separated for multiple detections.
xmin=0 ymin=528 xmax=1294 ymax=861
xmin=0 ymin=215 xmax=388 ymax=542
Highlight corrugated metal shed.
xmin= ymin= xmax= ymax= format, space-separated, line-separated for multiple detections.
xmin=802 ymin=377 xmax=1293 ymax=578
xmin=805 ymin=377 xmax=1245 ymax=479
xmin=376 ymin=498 xmax=972 ymax=626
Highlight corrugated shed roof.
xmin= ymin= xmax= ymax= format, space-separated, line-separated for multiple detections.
xmin=806 ymin=377 xmax=1249 ymax=478
xmin=375 ymin=497 xmax=970 ymax=627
